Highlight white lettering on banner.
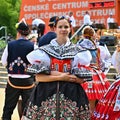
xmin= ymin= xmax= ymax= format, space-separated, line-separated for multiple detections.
xmin=22 ymin=1 xmax=116 ymax=27
xmin=90 ymin=8 xmax=115 ymax=16
xmin=24 ymin=11 xmax=68 ymax=20
xmin=23 ymin=1 xmax=88 ymax=12
xmin=76 ymin=8 xmax=115 ymax=17
xmin=23 ymin=2 xmax=115 ymax=17
xmin=24 ymin=4 xmax=49 ymax=12
xmin=76 ymin=18 xmax=105 ymax=26
xmin=52 ymin=2 xmax=88 ymax=9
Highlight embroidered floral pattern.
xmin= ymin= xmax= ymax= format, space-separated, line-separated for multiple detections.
xmin=24 ymin=93 xmax=90 ymax=120
xmin=8 ymin=57 xmax=27 ymax=73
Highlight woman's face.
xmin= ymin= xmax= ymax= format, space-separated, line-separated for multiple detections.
xmin=55 ymin=19 xmax=70 ymax=38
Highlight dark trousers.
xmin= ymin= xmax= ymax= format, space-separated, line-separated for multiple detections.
xmin=2 ymin=83 xmax=34 ymax=120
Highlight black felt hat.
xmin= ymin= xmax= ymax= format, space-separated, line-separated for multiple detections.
xmin=17 ymin=22 xmax=30 ymax=35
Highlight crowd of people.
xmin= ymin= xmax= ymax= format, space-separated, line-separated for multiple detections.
xmin=0 ymin=11 xmax=120 ymax=120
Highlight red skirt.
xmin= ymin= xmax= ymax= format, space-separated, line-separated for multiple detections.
xmin=81 ymin=68 xmax=110 ymax=100
xmin=91 ymin=79 xmax=120 ymax=120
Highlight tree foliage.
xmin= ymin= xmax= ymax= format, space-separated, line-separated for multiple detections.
xmin=0 ymin=0 xmax=21 ymax=37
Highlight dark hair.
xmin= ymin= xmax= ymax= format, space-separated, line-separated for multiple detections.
xmin=37 ymin=23 xmax=45 ymax=36
xmin=69 ymin=11 xmax=73 ymax=16
xmin=85 ymin=11 xmax=89 ymax=14
xmin=54 ymin=16 xmax=71 ymax=27
xmin=48 ymin=16 xmax=59 ymax=27
xmin=17 ymin=22 xmax=30 ymax=36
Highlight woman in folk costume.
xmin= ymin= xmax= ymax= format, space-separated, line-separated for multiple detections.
xmin=76 ymin=26 xmax=111 ymax=114
xmin=91 ymin=42 xmax=120 ymax=120
xmin=21 ymin=17 xmax=92 ymax=120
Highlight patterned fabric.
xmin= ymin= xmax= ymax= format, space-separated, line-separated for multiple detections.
xmin=7 ymin=39 xmax=34 ymax=74
xmin=22 ymin=41 xmax=91 ymax=120
xmin=8 ymin=57 xmax=27 ymax=74
xmin=22 ymin=92 xmax=90 ymax=120
xmin=81 ymin=69 xmax=110 ymax=100
xmin=72 ymin=66 xmax=92 ymax=80
xmin=39 ymin=42 xmax=86 ymax=59
xmin=27 ymin=62 xmax=50 ymax=74
xmin=91 ymin=78 xmax=120 ymax=120
xmin=114 ymin=86 xmax=120 ymax=111
xmin=77 ymin=39 xmax=96 ymax=49
xmin=77 ymin=38 xmax=110 ymax=100
xmin=50 ymin=57 xmax=71 ymax=72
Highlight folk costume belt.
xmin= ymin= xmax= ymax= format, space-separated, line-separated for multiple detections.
xmin=8 ymin=76 xmax=35 ymax=89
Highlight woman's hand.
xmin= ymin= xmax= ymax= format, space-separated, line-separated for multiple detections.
xmin=35 ymin=71 xmax=84 ymax=84
xmin=75 ymin=77 xmax=85 ymax=84
xmin=59 ymin=72 xmax=76 ymax=82
xmin=59 ymin=72 xmax=84 ymax=84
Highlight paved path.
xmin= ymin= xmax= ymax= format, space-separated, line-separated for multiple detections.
xmin=0 ymin=87 xmax=19 ymax=120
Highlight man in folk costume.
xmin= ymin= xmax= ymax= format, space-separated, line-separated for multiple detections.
xmin=1 ymin=19 xmax=35 ymax=120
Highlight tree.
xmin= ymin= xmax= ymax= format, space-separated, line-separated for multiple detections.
xmin=0 ymin=0 xmax=21 ymax=38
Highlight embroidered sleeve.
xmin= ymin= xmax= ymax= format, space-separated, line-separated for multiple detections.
xmin=72 ymin=50 xmax=92 ymax=81
xmin=72 ymin=50 xmax=92 ymax=67
xmin=99 ymin=45 xmax=111 ymax=74
xmin=26 ymin=49 xmax=50 ymax=74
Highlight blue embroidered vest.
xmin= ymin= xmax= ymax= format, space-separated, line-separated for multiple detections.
xmin=7 ymin=39 xmax=34 ymax=74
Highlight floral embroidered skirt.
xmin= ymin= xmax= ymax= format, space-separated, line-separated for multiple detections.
xmin=21 ymin=81 xmax=90 ymax=120
xmin=91 ymin=79 xmax=120 ymax=120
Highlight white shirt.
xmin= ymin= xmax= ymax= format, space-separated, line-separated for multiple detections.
xmin=107 ymin=17 xmax=114 ymax=24
xmin=83 ymin=14 xmax=92 ymax=25
xmin=66 ymin=15 xmax=76 ymax=27
xmin=107 ymin=17 xmax=114 ymax=29
xmin=70 ymin=16 xmax=76 ymax=27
